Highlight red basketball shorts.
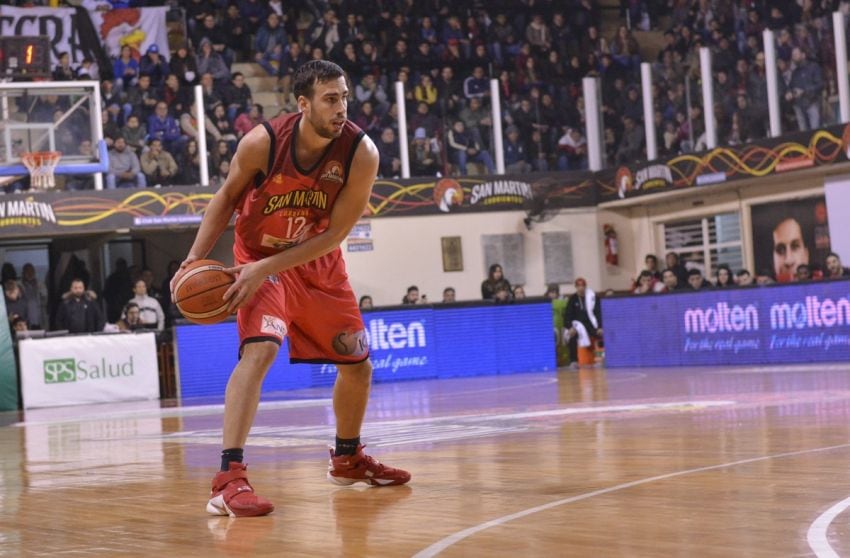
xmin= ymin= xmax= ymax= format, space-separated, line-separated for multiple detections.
xmin=235 ymin=248 xmax=368 ymax=364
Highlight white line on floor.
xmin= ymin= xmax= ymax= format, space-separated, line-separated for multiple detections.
xmin=807 ymin=494 xmax=850 ymax=557
xmin=412 ymin=442 xmax=850 ymax=558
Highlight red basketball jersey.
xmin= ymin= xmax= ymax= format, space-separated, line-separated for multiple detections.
xmin=233 ymin=112 xmax=365 ymax=263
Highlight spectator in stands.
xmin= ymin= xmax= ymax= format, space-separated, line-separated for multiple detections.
xmin=52 ymin=52 xmax=75 ymax=81
xmin=123 ymin=74 xmax=160 ymax=123
xmin=493 ymin=284 xmax=512 ymax=302
xmin=234 ymin=104 xmax=265 ymax=138
xmin=442 ymin=287 xmax=456 ymax=303
xmin=504 ymin=126 xmax=531 ymax=174
xmin=141 ymin=138 xmax=179 ymax=187
xmin=211 ymin=160 xmax=230 ymax=188
xmin=1 ymin=264 xmax=17 ymax=285
xmin=463 ymin=66 xmax=490 ymax=100
xmin=665 ymin=252 xmax=688 ymax=286
xmin=117 ymin=302 xmax=142 ymax=332
xmin=409 ymin=128 xmax=439 ymax=176
xmin=825 ymin=253 xmax=850 ymax=279
xmin=633 ymin=271 xmax=656 ymax=294
xmin=402 ymin=286 xmax=421 ymax=305
xmin=178 ymin=140 xmax=202 ymax=185
xmin=4 ymin=279 xmax=28 ymax=328
xmin=687 ymin=268 xmax=708 ymax=291
xmin=147 ymin=102 xmax=186 ymax=155
xmin=254 ymin=13 xmax=287 ymax=74
xmin=796 ymin=264 xmax=813 ymax=282
xmin=787 ymin=47 xmax=823 ymax=131
xmin=278 ymin=41 xmax=308 ymax=99
xmin=355 ymin=74 xmax=389 ymax=116
xmin=447 ymin=120 xmax=495 ymax=176
xmin=163 ymin=74 xmax=192 ymax=117
xmin=222 ymin=72 xmax=253 ymax=122
xmin=106 ymin=137 xmax=145 ymax=189
xmin=512 ymin=286 xmax=526 ymax=300
xmin=660 ymin=268 xmax=682 ymax=292
xmin=715 ymin=264 xmax=734 ymax=288
xmin=179 ymin=103 xmax=215 ymax=146
xmin=210 ymin=140 xmax=233 ymax=176
xmin=459 ymin=96 xmax=492 ymax=147
xmin=376 ymin=127 xmax=401 ymax=178
xmin=209 ymin=103 xmax=238 ymax=149
xmin=140 ymin=44 xmax=169 ymax=88
xmin=140 ymin=268 xmax=161 ymax=302
xmin=435 ymin=65 xmax=464 ymax=114
xmin=644 ymin=254 xmax=662 ymax=281
xmin=113 ymin=45 xmax=139 ymax=91
xmin=563 ymin=277 xmax=602 ymax=368
xmin=128 ymin=279 xmax=165 ymax=331
xmin=735 ymin=269 xmax=753 ymax=286
xmin=121 ymin=115 xmax=147 ymax=157
xmin=11 ymin=316 xmax=27 ymax=335
xmin=195 ymin=13 xmax=233 ymax=66
xmin=557 ymin=127 xmax=588 ymax=171
xmin=171 ymin=45 xmax=199 ymax=86
xmin=20 ymin=263 xmax=47 ymax=330
xmin=359 ymin=295 xmax=373 ymax=310
xmin=615 ymin=115 xmax=644 ymax=164
xmin=55 ymin=279 xmax=104 ymax=334
xmin=545 ymin=284 xmax=560 ymax=299
xmin=197 ymin=38 xmax=230 ymax=83
xmin=481 ymin=264 xmax=511 ymax=300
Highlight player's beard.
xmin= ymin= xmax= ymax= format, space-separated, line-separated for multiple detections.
xmin=310 ymin=112 xmax=344 ymax=139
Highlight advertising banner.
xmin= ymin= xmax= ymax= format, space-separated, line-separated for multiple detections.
xmin=751 ymin=197 xmax=831 ymax=283
xmin=825 ymin=176 xmax=850 ymax=264
xmin=18 ymin=332 xmax=159 ymax=409
xmin=0 ymin=186 xmax=214 ymax=239
xmin=0 ymin=297 xmax=18 ymax=411
xmin=598 ymin=124 xmax=850 ymax=202
xmin=176 ymin=302 xmax=555 ymax=399
xmin=602 ymin=280 xmax=850 ymax=367
xmin=0 ymin=6 xmax=168 ymax=66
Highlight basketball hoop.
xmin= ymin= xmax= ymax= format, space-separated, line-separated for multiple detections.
xmin=22 ymin=151 xmax=62 ymax=189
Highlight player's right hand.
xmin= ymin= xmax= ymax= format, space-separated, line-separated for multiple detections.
xmin=170 ymin=254 xmax=200 ymax=296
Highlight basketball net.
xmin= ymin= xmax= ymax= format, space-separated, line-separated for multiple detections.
xmin=22 ymin=151 xmax=62 ymax=189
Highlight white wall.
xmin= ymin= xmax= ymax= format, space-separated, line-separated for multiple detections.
xmin=342 ymin=209 xmax=603 ymax=305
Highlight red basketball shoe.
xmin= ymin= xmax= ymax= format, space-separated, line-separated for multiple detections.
xmin=207 ymin=463 xmax=275 ymax=517
xmin=327 ymin=445 xmax=411 ymax=487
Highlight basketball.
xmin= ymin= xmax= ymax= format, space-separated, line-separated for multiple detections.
xmin=172 ymin=259 xmax=235 ymax=325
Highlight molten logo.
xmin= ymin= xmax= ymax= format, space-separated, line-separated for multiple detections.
xmin=770 ymin=296 xmax=850 ymax=330
xmin=366 ymin=319 xmax=426 ymax=350
xmin=684 ymin=303 xmax=759 ymax=333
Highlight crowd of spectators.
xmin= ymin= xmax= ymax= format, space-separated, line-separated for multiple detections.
xmin=6 ymin=0 xmax=850 ymax=192
xmin=3 ymin=258 xmax=180 ymax=338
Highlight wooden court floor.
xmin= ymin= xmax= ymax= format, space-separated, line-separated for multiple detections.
xmin=3 ymin=363 xmax=850 ymax=557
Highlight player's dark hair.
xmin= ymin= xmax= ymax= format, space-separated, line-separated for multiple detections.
xmin=293 ymin=60 xmax=347 ymax=100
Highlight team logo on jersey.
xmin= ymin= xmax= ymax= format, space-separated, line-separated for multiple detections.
xmin=263 ymin=190 xmax=329 ymax=213
xmin=260 ymin=315 xmax=287 ymax=337
xmin=271 ymin=173 xmax=285 ymax=184
xmin=320 ymin=161 xmax=344 ymax=184
xmin=261 ymin=233 xmax=296 ymax=250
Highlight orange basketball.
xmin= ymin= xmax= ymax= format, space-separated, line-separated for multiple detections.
xmin=173 ymin=259 xmax=235 ymax=325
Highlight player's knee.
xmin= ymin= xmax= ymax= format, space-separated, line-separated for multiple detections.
xmin=339 ymin=359 xmax=372 ymax=386
xmin=239 ymin=341 xmax=279 ymax=371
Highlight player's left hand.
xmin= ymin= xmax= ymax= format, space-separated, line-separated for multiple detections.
xmin=222 ymin=262 xmax=267 ymax=314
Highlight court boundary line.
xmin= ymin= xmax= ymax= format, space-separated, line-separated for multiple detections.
xmin=412 ymin=442 xmax=850 ymax=558
xmin=807 ymin=494 xmax=850 ymax=557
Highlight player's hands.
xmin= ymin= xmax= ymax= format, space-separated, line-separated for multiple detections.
xmin=170 ymin=254 xmax=200 ymax=296
xmin=222 ymin=261 xmax=267 ymax=314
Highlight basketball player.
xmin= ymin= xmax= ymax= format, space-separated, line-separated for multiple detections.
xmin=173 ymin=60 xmax=410 ymax=518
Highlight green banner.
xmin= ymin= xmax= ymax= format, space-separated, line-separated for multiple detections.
xmin=0 ymin=297 xmax=19 ymax=411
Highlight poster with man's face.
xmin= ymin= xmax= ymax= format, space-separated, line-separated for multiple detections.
xmin=751 ymin=197 xmax=831 ymax=282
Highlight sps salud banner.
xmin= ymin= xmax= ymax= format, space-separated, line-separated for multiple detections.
xmin=602 ymin=280 xmax=850 ymax=367
xmin=18 ymin=332 xmax=160 ymax=409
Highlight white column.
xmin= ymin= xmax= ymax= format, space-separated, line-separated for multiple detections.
xmin=699 ymin=47 xmax=716 ymax=149
xmin=194 ymin=85 xmax=209 ymax=187
xmin=92 ymin=82 xmax=105 ymax=190
xmin=763 ymin=28 xmax=782 ymax=137
xmin=490 ymin=79 xmax=505 ymax=174
xmin=834 ymin=11 xmax=850 ymax=123
xmin=641 ymin=63 xmax=657 ymax=160
xmin=582 ymin=77 xmax=604 ymax=171
xmin=394 ymin=81 xmax=410 ymax=178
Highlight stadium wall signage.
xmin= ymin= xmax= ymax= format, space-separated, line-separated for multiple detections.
xmin=175 ymin=302 xmax=555 ymax=398
xmin=599 ymin=123 xmax=850 ymax=202
xmin=602 ymin=279 xmax=850 ymax=367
